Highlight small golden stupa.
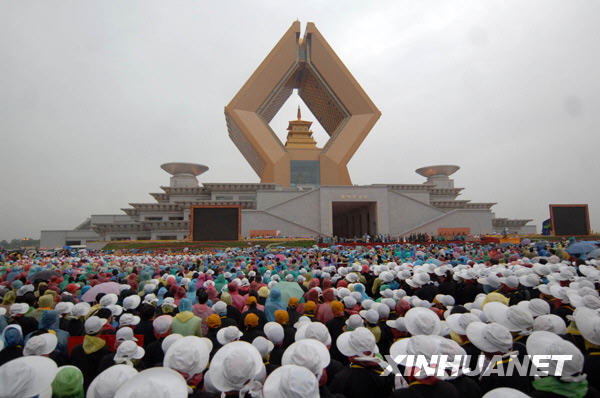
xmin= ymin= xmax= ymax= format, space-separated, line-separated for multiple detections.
xmin=284 ymin=106 xmax=318 ymax=149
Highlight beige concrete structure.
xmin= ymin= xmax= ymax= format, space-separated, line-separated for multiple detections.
xmin=225 ymin=21 xmax=380 ymax=187
xmin=39 ymin=22 xmax=537 ymax=247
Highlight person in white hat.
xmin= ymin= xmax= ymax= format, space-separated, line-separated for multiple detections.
xmin=114 ymin=367 xmax=188 ymax=398
xmin=203 ymin=341 xmax=265 ymax=396
xmin=68 ymin=302 xmax=91 ymax=336
xmin=23 ymin=332 xmax=58 ymax=358
xmin=8 ymin=302 xmax=38 ymax=336
xmin=216 ymin=325 xmax=243 ymax=346
xmin=331 ymin=327 xmax=393 ymax=397
xmin=118 ymin=313 xmax=141 ymax=328
xmin=115 ymin=326 xmax=137 ymax=345
xmin=404 ymin=307 xmax=442 ymax=336
xmin=526 ymin=330 xmax=596 ymax=397
xmin=164 ymin=336 xmax=212 ymax=389
xmin=263 ymin=321 xmax=287 ymax=367
xmin=574 ymin=307 xmax=600 ymax=391
xmin=0 ymin=324 xmax=24 ymax=366
xmin=295 ymin=321 xmax=332 ymax=346
xmin=122 ymin=294 xmax=141 ymax=312
xmin=140 ymin=314 xmax=173 ymax=367
xmin=263 ymin=364 xmax=319 ymax=398
xmin=466 ymin=321 xmax=531 ymax=394
xmin=87 ymin=364 xmax=138 ymax=398
xmin=53 ymin=301 xmax=74 ymax=331
xmin=253 ymin=336 xmax=276 ymax=374
xmin=533 ymin=314 xmax=567 ymax=335
xmin=69 ymin=316 xmax=112 ymax=390
xmin=0 ymin=356 xmax=58 ymax=398
xmin=282 ymin=338 xmax=330 ymax=382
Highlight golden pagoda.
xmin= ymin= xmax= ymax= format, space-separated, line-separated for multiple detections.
xmin=284 ymin=106 xmax=318 ymax=149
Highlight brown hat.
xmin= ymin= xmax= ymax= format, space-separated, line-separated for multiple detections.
xmin=206 ymin=314 xmax=222 ymax=329
xmin=288 ymin=297 xmax=299 ymax=308
xmin=244 ymin=313 xmax=259 ymax=329
xmin=246 ymin=296 xmax=257 ymax=305
xmin=303 ymin=301 xmax=317 ymax=315
xmin=330 ymin=300 xmax=344 ymax=316
xmin=274 ymin=310 xmax=289 ymax=325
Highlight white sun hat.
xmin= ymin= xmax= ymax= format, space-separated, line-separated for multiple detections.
xmin=404 ymin=307 xmax=442 ymax=336
xmin=342 ymin=296 xmax=357 ymax=309
xmin=114 ymin=340 xmax=145 ymax=365
xmin=574 ymin=307 xmax=600 ymax=345
xmin=263 ymin=322 xmax=284 ymax=345
xmin=84 ymin=316 xmax=107 ymax=335
xmin=386 ymin=317 xmax=407 ymax=332
xmin=253 ymin=336 xmax=275 ymax=360
xmin=294 ymin=321 xmax=331 ymax=346
xmin=359 ymin=309 xmax=379 ymax=325
xmin=434 ymin=294 xmax=455 ymax=308
xmin=0 ymin=356 xmax=57 ymax=398
xmin=114 ymin=367 xmax=188 ymax=398
xmin=483 ymin=387 xmax=531 ymax=398
xmin=206 ymin=341 xmax=264 ymax=394
xmin=99 ymin=293 xmax=118 ymax=307
xmin=466 ymin=322 xmax=513 ymax=354
xmin=9 ymin=302 xmax=29 ymax=316
xmin=119 ymin=313 xmax=141 ymax=327
xmin=533 ymin=314 xmax=567 ymax=335
xmin=406 ymin=272 xmax=430 ymax=288
xmin=23 ymin=333 xmax=58 ymax=356
xmin=123 ymin=295 xmax=141 ymax=310
xmin=71 ymin=302 xmax=91 ymax=318
xmin=282 ymin=339 xmax=330 ymax=378
xmin=161 ymin=333 xmax=183 ymax=354
xmin=293 ymin=316 xmax=311 ymax=329
xmin=526 ymin=331 xmax=585 ymax=379
xmin=345 ymin=314 xmax=364 ymax=330
xmin=519 ymin=274 xmax=540 ymax=288
xmin=523 ymin=298 xmax=551 ymax=317
xmin=87 ymin=365 xmax=139 ymax=398
xmin=482 ymin=302 xmax=509 ymax=324
xmin=116 ymin=327 xmax=137 ymax=343
xmin=263 ymin=364 xmax=319 ymax=398
xmin=54 ymin=301 xmax=74 ymax=315
xmin=162 ymin=297 xmax=177 ymax=309
xmin=216 ymin=325 xmax=243 ymax=345
xmin=501 ymin=306 xmax=534 ymax=333
xmin=446 ymin=313 xmax=479 ymax=336
xmin=164 ymin=336 xmax=212 ymax=377
xmin=336 ymin=327 xmax=379 ymax=357
xmin=106 ymin=304 xmax=123 ymax=317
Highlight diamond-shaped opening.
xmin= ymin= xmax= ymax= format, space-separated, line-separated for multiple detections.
xmin=269 ymin=89 xmax=331 ymax=148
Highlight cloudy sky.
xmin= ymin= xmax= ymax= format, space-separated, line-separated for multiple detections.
xmin=1 ymin=0 xmax=599 ymax=240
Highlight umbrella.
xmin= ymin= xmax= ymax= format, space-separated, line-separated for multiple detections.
xmin=566 ymin=241 xmax=598 ymax=256
xmin=81 ymin=281 xmax=121 ymax=302
xmin=521 ymin=239 xmax=531 ymax=245
xmin=586 ymin=248 xmax=600 ymax=259
xmin=276 ymin=281 xmax=305 ymax=305
xmin=30 ymin=270 xmax=60 ymax=282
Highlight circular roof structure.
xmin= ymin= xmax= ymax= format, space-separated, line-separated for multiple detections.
xmin=160 ymin=162 xmax=209 ymax=176
xmin=415 ymin=165 xmax=460 ymax=178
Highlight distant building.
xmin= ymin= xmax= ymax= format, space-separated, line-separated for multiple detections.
xmin=40 ymin=21 xmax=534 ymax=248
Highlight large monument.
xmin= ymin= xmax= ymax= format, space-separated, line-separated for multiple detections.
xmin=40 ymin=21 xmax=536 ymax=248
xmin=225 ymin=21 xmax=380 ymax=187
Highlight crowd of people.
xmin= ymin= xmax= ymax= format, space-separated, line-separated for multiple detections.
xmin=0 ymin=240 xmax=599 ymax=397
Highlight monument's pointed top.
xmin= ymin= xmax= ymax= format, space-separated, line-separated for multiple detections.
xmin=297 ymin=105 xmax=301 ymax=120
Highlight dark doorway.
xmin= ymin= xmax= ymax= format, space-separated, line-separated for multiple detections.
xmin=332 ymin=201 xmax=377 ymax=238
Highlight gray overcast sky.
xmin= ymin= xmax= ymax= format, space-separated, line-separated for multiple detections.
xmin=1 ymin=0 xmax=599 ymax=240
